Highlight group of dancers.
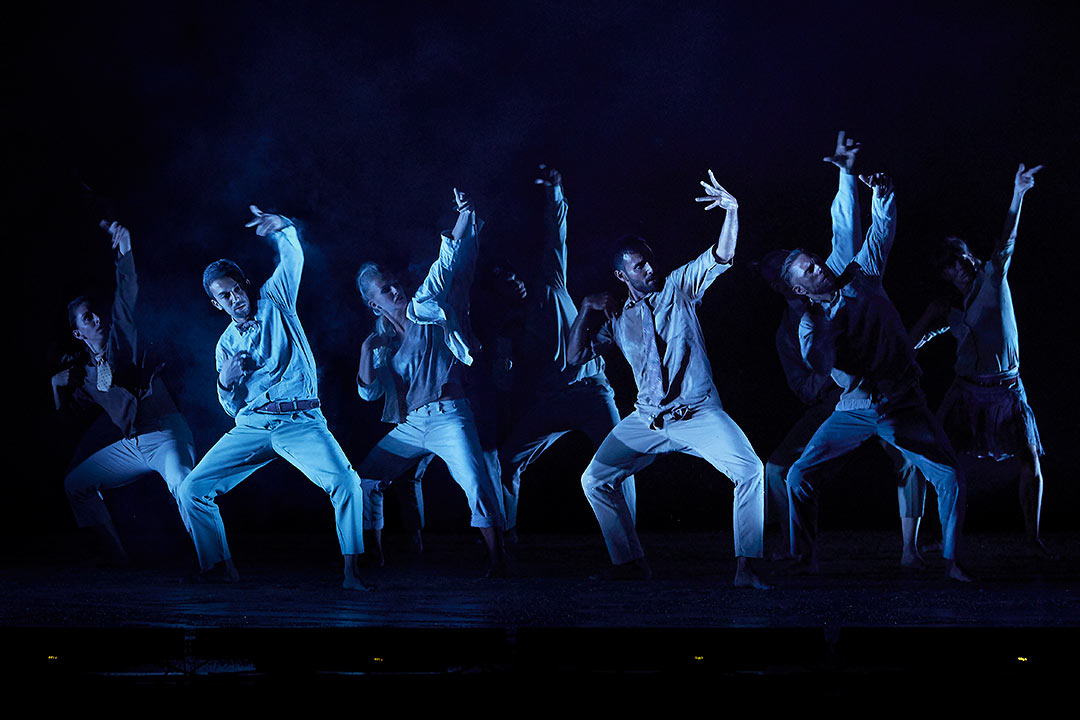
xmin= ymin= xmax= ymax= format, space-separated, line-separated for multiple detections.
xmin=52 ymin=132 xmax=1047 ymax=589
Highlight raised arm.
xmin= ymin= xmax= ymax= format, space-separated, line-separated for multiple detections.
xmin=695 ymin=169 xmax=739 ymax=263
xmin=408 ymin=189 xmax=483 ymax=364
xmin=99 ymin=221 xmax=139 ymax=352
xmin=247 ymin=205 xmax=302 ymax=309
xmin=852 ymin=173 xmax=896 ymax=278
xmin=992 ymin=163 xmax=1042 ymax=276
xmin=536 ymin=164 xmax=569 ymax=290
xmin=822 ymin=131 xmax=863 ymax=274
xmin=567 ymin=292 xmax=619 ymax=366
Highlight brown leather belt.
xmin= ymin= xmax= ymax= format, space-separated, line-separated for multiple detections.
xmin=254 ymin=399 xmax=320 ymax=414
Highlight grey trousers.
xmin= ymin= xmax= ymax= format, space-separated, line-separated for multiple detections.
xmin=500 ymin=379 xmax=636 ymax=530
xmin=357 ymin=398 xmax=504 ymax=531
xmin=765 ymin=400 xmax=925 ymax=541
xmin=178 ymin=410 xmax=364 ymax=570
xmin=64 ymin=413 xmax=196 ymax=533
xmin=581 ymin=403 xmax=765 ymax=564
xmin=787 ymin=401 xmax=965 ymax=560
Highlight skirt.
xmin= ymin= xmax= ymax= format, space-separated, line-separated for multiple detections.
xmin=937 ymin=371 xmax=1044 ymax=460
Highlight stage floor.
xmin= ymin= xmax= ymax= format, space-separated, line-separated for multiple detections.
xmin=3 ymin=530 xmax=1077 ymax=686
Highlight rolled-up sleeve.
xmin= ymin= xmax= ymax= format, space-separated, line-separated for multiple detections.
xmin=214 ymin=338 xmax=243 ymax=418
xmin=666 ymin=246 xmax=731 ymax=301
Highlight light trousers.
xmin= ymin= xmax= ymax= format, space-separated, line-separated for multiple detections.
xmin=65 ymin=413 xmax=196 ymax=533
xmin=178 ymin=410 xmax=364 ymax=569
xmin=765 ymin=400 xmax=925 ymax=540
xmin=357 ymin=398 xmax=504 ymax=531
xmin=786 ymin=401 xmax=965 ymax=560
xmin=500 ymin=379 xmax=636 ymax=530
xmin=581 ymin=403 xmax=764 ymax=565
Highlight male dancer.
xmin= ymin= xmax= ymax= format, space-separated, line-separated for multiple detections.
xmin=761 ymin=133 xmax=926 ymax=566
xmin=910 ymin=163 xmax=1047 ymax=553
xmin=54 ymin=220 xmax=196 ymax=564
xmin=179 ymin=206 xmax=367 ymax=589
xmin=567 ymin=172 xmax=768 ymax=589
xmin=485 ymin=164 xmax=635 ymax=537
xmin=781 ymin=172 xmax=971 ymax=581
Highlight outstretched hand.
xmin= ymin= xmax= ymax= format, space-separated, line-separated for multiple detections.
xmin=823 ymin=130 xmax=861 ymax=173
xmin=245 ymin=205 xmax=286 ymax=236
xmin=534 ymin=163 xmax=562 ymax=187
xmin=695 ymin=170 xmax=738 ymax=211
xmin=1013 ymin=163 xmax=1043 ymax=196
xmin=452 ymin=188 xmax=473 ymax=213
xmin=859 ymin=172 xmax=893 ymax=199
xmin=99 ymin=220 xmax=132 ymax=254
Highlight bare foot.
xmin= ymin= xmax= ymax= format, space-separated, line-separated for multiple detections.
xmin=944 ymin=560 xmax=973 ymax=583
xmin=190 ymin=559 xmax=240 ymax=584
xmin=594 ymin=558 xmax=652 ymax=581
xmin=901 ymin=547 xmax=927 ymax=569
xmin=484 ymin=562 xmax=510 ymax=579
xmin=734 ymin=558 xmax=773 ymax=590
xmin=788 ymin=555 xmax=819 ymax=576
xmin=221 ymin=558 xmax=240 ymax=583
xmin=343 ymin=574 xmax=375 ymax=591
xmin=1027 ymin=537 xmax=1058 ymax=560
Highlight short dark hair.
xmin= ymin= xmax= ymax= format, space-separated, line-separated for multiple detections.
xmin=202 ymin=259 xmax=249 ymax=298
xmin=779 ymin=248 xmax=810 ymax=289
xmin=612 ymin=235 xmax=653 ymax=272
xmin=67 ymin=295 xmax=93 ymax=329
xmin=933 ymin=236 xmax=973 ymax=273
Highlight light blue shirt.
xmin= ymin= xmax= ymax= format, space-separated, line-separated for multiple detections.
xmin=215 ymin=223 xmax=321 ymax=423
xmin=592 ymin=246 xmax=731 ymax=416
xmin=358 ymin=208 xmax=482 ymax=424
xmin=948 ymin=234 xmax=1020 ymax=379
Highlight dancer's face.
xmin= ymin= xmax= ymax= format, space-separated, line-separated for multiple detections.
xmin=787 ymin=252 xmax=838 ymax=299
xmin=71 ymin=300 xmax=108 ymax=347
xmin=363 ymin=272 xmax=408 ymax=316
xmin=942 ymin=250 xmax=977 ymax=295
xmin=616 ymin=251 xmax=662 ymax=296
xmin=209 ymin=276 xmax=254 ymax=322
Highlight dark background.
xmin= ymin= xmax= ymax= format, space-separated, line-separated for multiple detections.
xmin=12 ymin=0 xmax=1078 ymax=551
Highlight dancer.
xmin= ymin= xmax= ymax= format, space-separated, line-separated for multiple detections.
xmin=760 ymin=132 xmax=926 ymax=566
xmin=179 ymin=206 xmax=368 ymax=590
xmin=482 ymin=164 xmax=635 ymax=537
xmin=567 ymin=172 xmax=768 ymax=589
xmin=54 ymin=220 xmax=196 ymax=565
xmin=356 ymin=189 xmax=506 ymax=575
xmin=910 ymin=163 xmax=1047 ymax=553
xmin=781 ymin=171 xmax=971 ymax=581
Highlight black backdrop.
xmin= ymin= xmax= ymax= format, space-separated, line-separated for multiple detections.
xmin=12 ymin=1 xmax=1078 ymax=548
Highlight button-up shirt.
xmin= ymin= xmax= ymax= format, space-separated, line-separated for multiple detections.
xmin=215 ymin=223 xmax=320 ymax=423
xmin=798 ymin=190 xmax=922 ymax=411
xmin=71 ymin=251 xmax=178 ymax=437
xmin=590 ymin=246 xmax=731 ymax=417
xmin=358 ymin=209 xmax=482 ymax=424
xmin=948 ymin=232 xmax=1020 ymax=379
